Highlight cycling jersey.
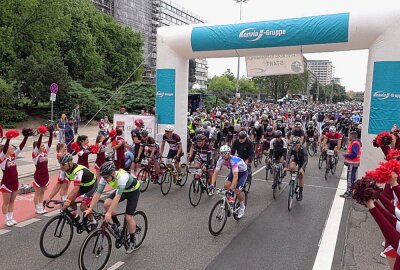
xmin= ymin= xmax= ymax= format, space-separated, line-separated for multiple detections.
xmin=97 ymin=169 xmax=140 ymax=195
xmin=325 ymin=132 xmax=343 ymax=146
xmin=287 ymin=146 xmax=308 ymax=169
xmin=60 ymin=164 xmax=96 ymax=188
xmin=306 ymin=128 xmax=316 ymax=138
xmin=269 ymin=138 xmax=288 ymax=160
xmin=292 ymin=129 xmax=305 ymax=138
xmin=162 ymin=133 xmax=182 ymax=151
xmin=191 ymin=143 xmax=212 ymax=162
xmin=215 ymin=156 xmax=247 ymax=173
xmin=252 ymin=127 xmax=264 ymax=142
xmin=231 ymin=138 xmax=254 ymax=162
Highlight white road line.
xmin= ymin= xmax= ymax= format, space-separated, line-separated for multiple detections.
xmin=0 ymin=229 xmax=11 ymax=235
xmin=107 ymin=261 xmax=125 ymax=270
xmin=253 ymin=178 xmax=343 ymax=191
xmin=14 ymin=218 xmax=41 ymax=228
xmin=312 ymin=166 xmax=348 ymax=270
xmin=44 ymin=210 xmax=61 ymax=217
xmin=252 ymin=165 xmax=266 ymax=176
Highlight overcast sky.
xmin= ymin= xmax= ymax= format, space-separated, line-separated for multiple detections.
xmin=170 ymin=0 xmax=399 ymax=92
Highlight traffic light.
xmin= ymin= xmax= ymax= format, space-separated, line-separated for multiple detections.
xmin=189 ymin=59 xmax=196 ymax=83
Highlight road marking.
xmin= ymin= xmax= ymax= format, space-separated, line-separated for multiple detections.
xmin=14 ymin=218 xmax=41 ymax=228
xmin=252 ymin=165 xmax=266 ymax=176
xmin=107 ymin=261 xmax=125 ymax=270
xmin=312 ymin=166 xmax=348 ymax=270
xmin=44 ymin=210 xmax=61 ymax=217
xmin=0 ymin=229 xmax=11 ymax=235
xmin=253 ymin=178 xmax=343 ymax=191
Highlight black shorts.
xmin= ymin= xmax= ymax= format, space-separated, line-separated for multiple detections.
xmin=167 ymin=149 xmax=181 ymax=162
xmin=77 ymin=183 xmax=98 ymax=205
xmin=133 ymin=144 xmax=144 ymax=163
xmin=107 ymin=189 xmax=140 ymax=215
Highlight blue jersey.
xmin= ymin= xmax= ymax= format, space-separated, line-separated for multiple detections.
xmin=215 ymin=155 xmax=247 ymax=173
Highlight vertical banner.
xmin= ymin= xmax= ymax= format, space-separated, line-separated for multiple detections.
xmin=369 ymin=61 xmax=400 ymax=134
xmin=156 ymin=69 xmax=176 ymax=124
xmin=113 ymin=114 xmax=156 ymax=145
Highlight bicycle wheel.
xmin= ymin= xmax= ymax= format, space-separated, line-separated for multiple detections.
xmin=161 ymin=170 xmax=172 ymax=195
xmin=133 ymin=210 xmax=148 ymax=249
xmin=244 ymin=174 xmax=252 ymax=193
xmin=233 ymin=191 xmax=247 ymax=220
xmin=137 ymin=168 xmax=150 ymax=193
xmin=273 ymin=171 xmax=279 ymax=200
xmin=307 ymin=144 xmax=313 ymax=156
xmin=325 ymin=158 xmax=330 ymax=180
xmin=331 ymin=157 xmax=338 ymax=174
xmin=189 ymin=179 xmax=202 ymax=207
xmin=265 ymin=164 xmax=269 ymax=180
xmin=78 ymin=228 xmax=112 ymax=270
xmin=179 ymin=163 xmax=189 ymax=186
xmin=40 ymin=214 xmax=74 ymax=258
xmin=312 ymin=143 xmax=318 ymax=155
xmin=288 ymin=180 xmax=294 ymax=211
xmin=208 ymin=199 xmax=228 ymax=236
xmin=253 ymin=155 xmax=259 ymax=168
xmin=318 ymin=154 xmax=324 ymax=170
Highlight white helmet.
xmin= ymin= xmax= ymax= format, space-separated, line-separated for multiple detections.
xmin=220 ymin=145 xmax=231 ymax=154
xmin=165 ymin=125 xmax=174 ymax=132
xmin=254 ymin=121 xmax=260 ymax=128
xmin=234 ymin=123 xmax=241 ymax=132
xmin=329 ymin=126 xmax=336 ymax=133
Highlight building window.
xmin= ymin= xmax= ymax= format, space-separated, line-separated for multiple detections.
xmin=161 ymin=2 xmax=166 ymax=8
xmin=172 ymin=17 xmax=176 ymax=24
xmin=166 ymin=5 xmax=171 ymax=10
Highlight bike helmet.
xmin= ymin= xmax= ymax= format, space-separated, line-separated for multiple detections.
xmin=295 ymin=122 xmax=302 ymax=128
xmin=274 ymin=130 xmax=282 ymax=138
xmin=266 ymin=126 xmax=273 ymax=133
xmin=134 ymin=119 xmax=144 ymax=128
xmin=234 ymin=124 xmax=241 ymax=132
xmin=254 ymin=121 xmax=260 ymax=129
xmin=312 ymin=116 xmax=317 ymax=121
xmin=195 ymin=128 xmax=203 ymax=134
xmin=100 ymin=161 xmax=116 ymax=177
xmin=329 ymin=126 xmax=336 ymax=133
xmin=238 ymin=130 xmax=247 ymax=139
xmin=195 ymin=134 xmax=206 ymax=142
xmin=292 ymin=136 xmax=301 ymax=145
xmin=220 ymin=145 xmax=231 ymax=154
xmin=59 ymin=153 xmax=73 ymax=164
xmin=140 ymin=130 xmax=149 ymax=137
xmin=165 ymin=125 xmax=174 ymax=132
xmin=308 ymin=121 xmax=314 ymax=126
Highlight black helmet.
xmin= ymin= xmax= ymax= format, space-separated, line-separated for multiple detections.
xmin=195 ymin=134 xmax=206 ymax=142
xmin=266 ymin=126 xmax=273 ymax=132
xmin=195 ymin=128 xmax=203 ymax=134
xmin=140 ymin=130 xmax=149 ymax=137
xmin=59 ymin=153 xmax=73 ymax=164
xmin=274 ymin=130 xmax=282 ymax=138
xmin=100 ymin=161 xmax=116 ymax=177
xmin=292 ymin=136 xmax=301 ymax=144
xmin=238 ymin=130 xmax=247 ymax=139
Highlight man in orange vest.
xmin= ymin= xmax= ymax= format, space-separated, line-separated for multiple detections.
xmin=341 ymin=131 xmax=362 ymax=198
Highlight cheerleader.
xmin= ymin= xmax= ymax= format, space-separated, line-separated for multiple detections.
xmin=0 ymin=129 xmax=30 ymax=227
xmin=73 ymin=135 xmax=91 ymax=168
xmin=32 ymin=126 xmax=53 ymax=214
xmin=56 ymin=142 xmax=69 ymax=201
xmin=93 ymin=130 xmax=117 ymax=181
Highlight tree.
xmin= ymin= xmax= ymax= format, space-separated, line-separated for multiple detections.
xmin=238 ymin=78 xmax=257 ymax=93
xmin=208 ymin=75 xmax=235 ymax=96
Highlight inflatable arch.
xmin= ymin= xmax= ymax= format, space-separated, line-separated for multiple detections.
xmin=155 ymin=9 xmax=400 ymax=175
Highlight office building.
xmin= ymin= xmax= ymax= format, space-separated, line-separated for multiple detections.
xmin=306 ymin=60 xmax=333 ymax=86
xmin=91 ymin=0 xmax=208 ymax=88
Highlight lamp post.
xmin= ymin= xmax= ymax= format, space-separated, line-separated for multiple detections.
xmin=234 ymin=0 xmax=248 ymax=98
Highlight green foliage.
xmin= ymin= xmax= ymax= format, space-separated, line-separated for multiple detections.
xmin=208 ymin=75 xmax=235 ymax=96
xmin=204 ymin=96 xmax=228 ymax=111
xmin=0 ymin=77 xmax=28 ymax=124
xmin=238 ymin=78 xmax=257 ymax=93
xmin=120 ymin=82 xmax=155 ymax=114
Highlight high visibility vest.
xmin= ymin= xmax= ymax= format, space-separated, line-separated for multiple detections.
xmin=344 ymin=140 xmax=361 ymax=166
xmin=108 ymin=169 xmax=140 ymax=192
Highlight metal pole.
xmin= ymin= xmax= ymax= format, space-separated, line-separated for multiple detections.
xmin=51 ymin=101 xmax=54 ymax=122
xmin=316 ymin=78 xmax=319 ymax=103
xmin=330 ymin=79 xmax=334 ymax=104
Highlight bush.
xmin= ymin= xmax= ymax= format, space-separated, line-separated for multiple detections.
xmin=120 ymin=82 xmax=155 ymax=114
xmin=0 ymin=109 xmax=28 ymax=123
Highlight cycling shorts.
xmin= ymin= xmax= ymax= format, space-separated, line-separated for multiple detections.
xmin=226 ymin=171 xmax=248 ymax=189
xmin=107 ymin=188 xmax=140 ymax=215
xmin=77 ymin=183 xmax=97 ymax=205
xmin=167 ymin=149 xmax=181 ymax=162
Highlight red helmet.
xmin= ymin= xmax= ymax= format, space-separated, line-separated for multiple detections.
xmin=134 ymin=119 xmax=144 ymax=128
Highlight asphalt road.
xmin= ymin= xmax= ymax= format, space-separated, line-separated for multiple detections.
xmin=0 ymin=153 xmax=344 ymax=270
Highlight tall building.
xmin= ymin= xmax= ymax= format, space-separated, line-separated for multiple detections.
xmin=91 ymin=0 xmax=208 ymax=89
xmin=306 ymin=60 xmax=333 ymax=86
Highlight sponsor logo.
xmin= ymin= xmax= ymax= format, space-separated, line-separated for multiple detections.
xmin=373 ymin=91 xmax=400 ymax=100
xmin=239 ymin=28 xmax=286 ymax=42
xmin=156 ymin=91 xmax=174 ymax=98
xmin=291 ymin=61 xmax=303 ymax=73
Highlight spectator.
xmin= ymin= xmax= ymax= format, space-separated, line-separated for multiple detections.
xmin=56 ymin=113 xmax=67 ymax=143
xmin=103 ymin=116 xmax=110 ymax=133
xmin=119 ymin=106 xmax=128 ymax=115
xmin=341 ymin=131 xmax=362 ymax=198
xmin=71 ymin=104 xmax=80 ymax=135
xmin=65 ymin=118 xmax=75 ymax=153
xmin=112 ymin=127 xmax=126 ymax=170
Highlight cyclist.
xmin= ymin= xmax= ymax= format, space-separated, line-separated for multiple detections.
xmin=222 ymin=120 xmax=234 ymax=146
xmin=305 ymin=121 xmax=318 ymax=149
xmin=251 ymin=121 xmax=264 ymax=158
xmin=131 ymin=119 xmax=144 ymax=173
xmin=287 ymin=136 xmax=308 ymax=201
xmin=210 ymin=145 xmax=247 ymax=218
xmin=263 ymin=126 xmax=274 ymax=163
xmin=159 ymin=125 xmax=183 ymax=182
xmin=289 ymin=122 xmax=305 ymax=145
xmin=322 ymin=126 xmax=343 ymax=166
xmin=136 ymin=130 xmax=161 ymax=183
xmin=46 ymin=153 xmax=97 ymax=224
xmin=84 ymin=161 xmax=140 ymax=254
xmin=231 ymin=130 xmax=254 ymax=187
xmin=188 ymin=134 xmax=213 ymax=190
xmin=269 ymin=130 xmax=288 ymax=188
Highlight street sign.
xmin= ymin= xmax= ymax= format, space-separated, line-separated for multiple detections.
xmin=50 ymin=83 xmax=59 ymax=94
xmin=50 ymin=93 xmax=56 ymax=101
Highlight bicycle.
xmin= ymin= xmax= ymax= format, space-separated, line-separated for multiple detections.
xmin=208 ymin=188 xmax=248 ymax=236
xmin=287 ymin=170 xmax=301 ymax=211
xmin=272 ymin=160 xmax=284 ymax=200
xmin=137 ymin=156 xmax=166 ymax=193
xmin=39 ymin=199 xmax=104 ymax=258
xmin=318 ymin=149 xmax=326 ymax=170
xmin=253 ymin=142 xmax=262 ymax=168
xmin=159 ymin=157 xmax=189 ymax=195
xmin=78 ymin=210 xmax=148 ymax=270
xmin=188 ymin=164 xmax=214 ymax=207
xmin=307 ymin=137 xmax=318 ymax=156
xmin=264 ymin=156 xmax=273 ymax=180
xmin=325 ymin=149 xmax=338 ymax=180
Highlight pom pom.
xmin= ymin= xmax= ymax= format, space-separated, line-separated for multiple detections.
xmin=38 ymin=125 xmax=48 ymax=134
xmin=5 ymin=130 xmax=19 ymax=139
xmin=372 ymin=159 xmax=400 ymax=183
xmin=90 ymin=144 xmax=99 ymax=154
xmin=71 ymin=142 xmax=81 ymax=153
xmin=376 ymin=131 xmax=393 ymax=146
xmin=22 ymin=128 xmax=34 ymax=137
xmin=109 ymin=129 xmax=117 ymax=137
xmin=386 ymin=149 xmax=400 ymax=161
xmin=372 ymin=138 xmax=379 ymax=148
xmin=352 ymin=177 xmax=382 ymax=204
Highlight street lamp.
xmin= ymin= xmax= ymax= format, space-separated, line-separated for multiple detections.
xmin=233 ymin=0 xmax=248 ymax=98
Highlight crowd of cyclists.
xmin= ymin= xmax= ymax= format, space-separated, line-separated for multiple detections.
xmin=0 ymin=98 xmax=363 ymax=265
